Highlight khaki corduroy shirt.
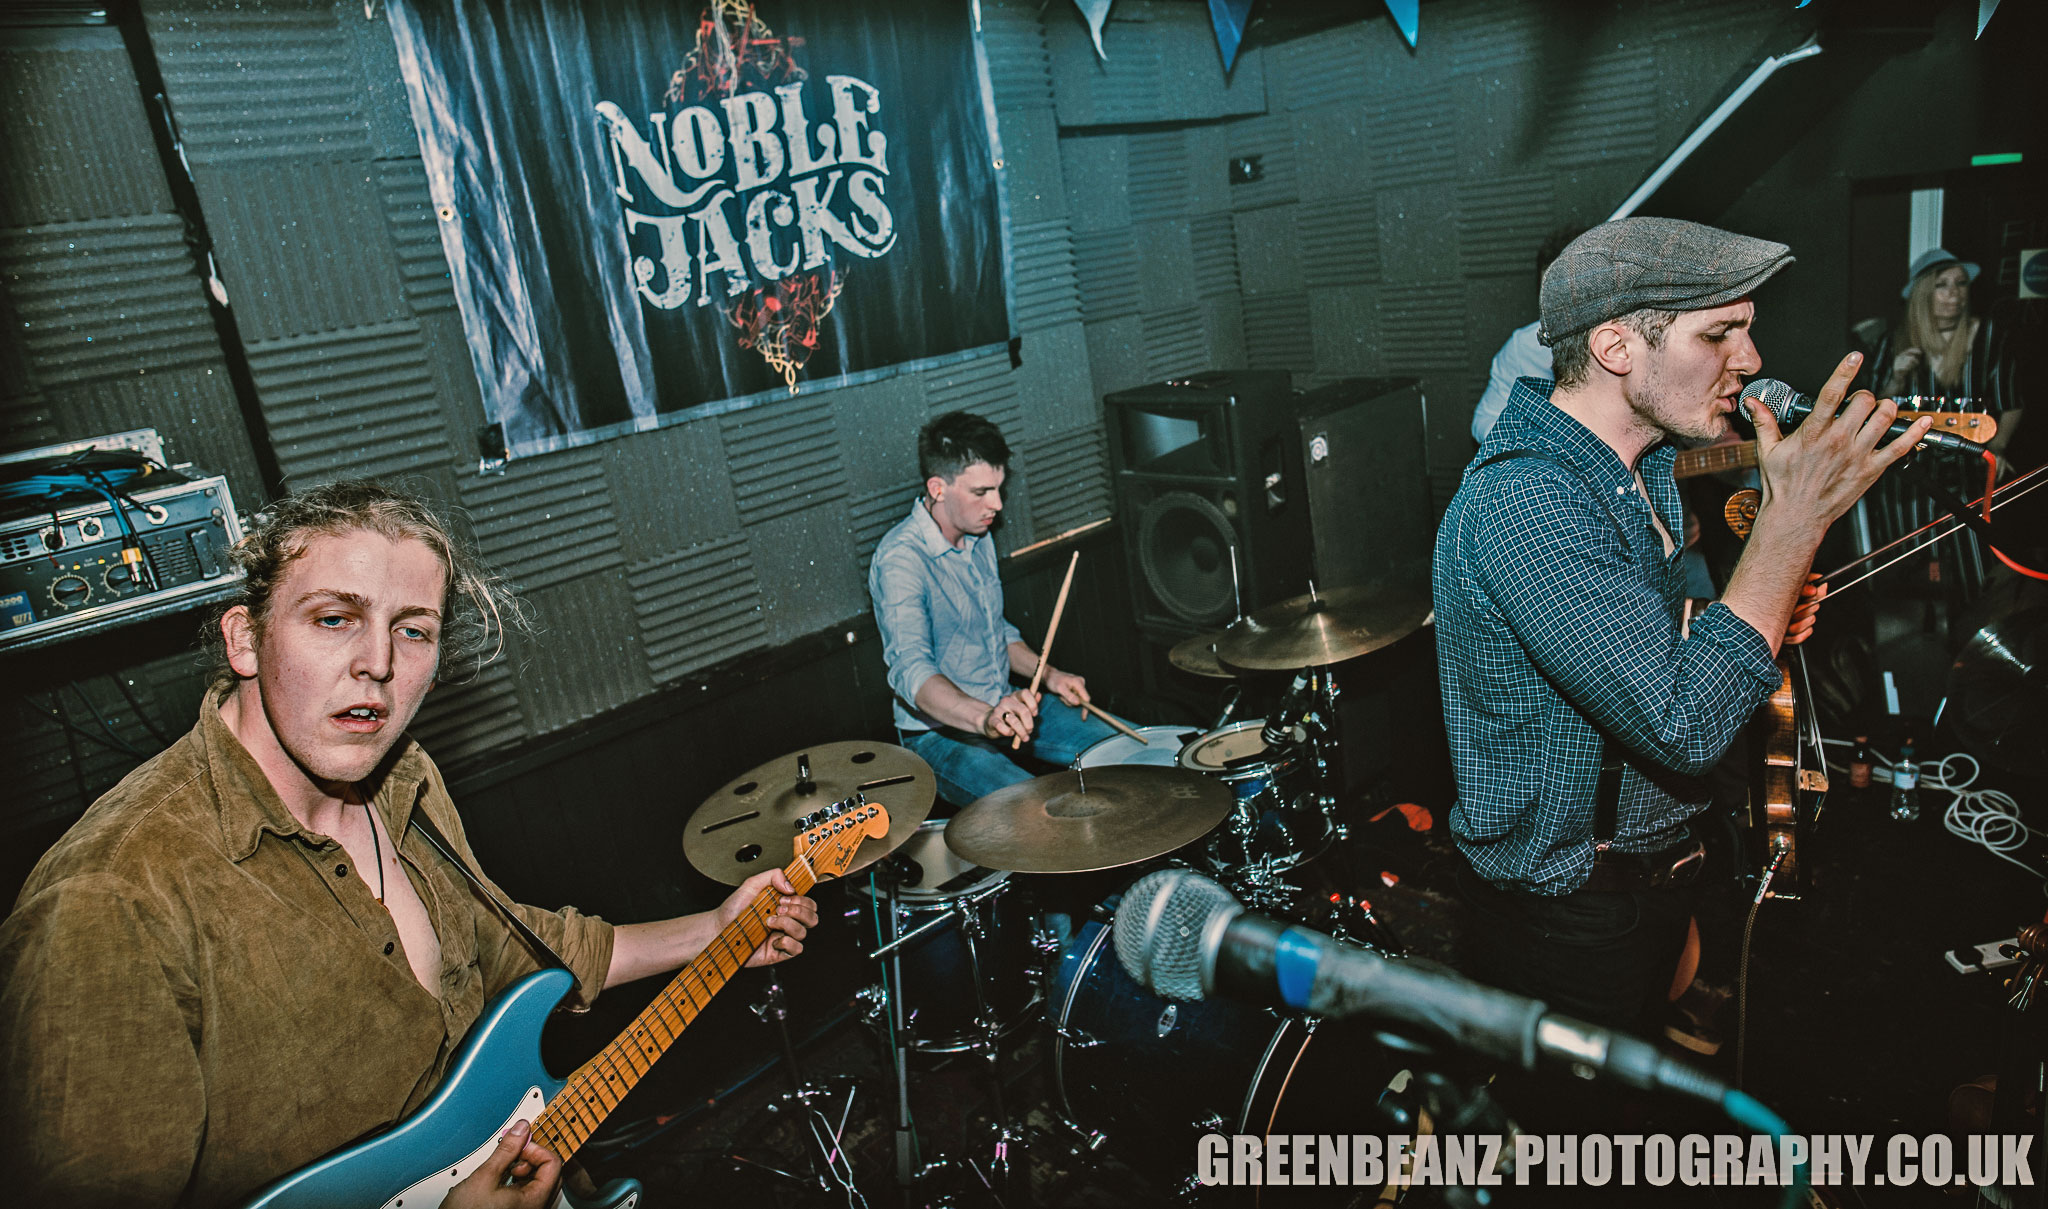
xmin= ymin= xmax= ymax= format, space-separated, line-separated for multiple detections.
xmin=0 ymin=687 xmax=615 ymax=1207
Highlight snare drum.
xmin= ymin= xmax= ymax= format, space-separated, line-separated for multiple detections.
xmin=1051 ymin=915 xmax=1410 ymax=1202
xmin=859 ymin=820 xmax=1032 ymax=1053
xmin=1074 ymin=725 xmax=1199 ymax=769
xmin=1178 ymin=719 xmax=1328 ymax=871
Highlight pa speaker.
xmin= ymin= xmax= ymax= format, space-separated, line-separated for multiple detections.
xmin=1104 ymin=371 xmax=1313 ymax=629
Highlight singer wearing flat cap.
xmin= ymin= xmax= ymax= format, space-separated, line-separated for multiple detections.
xmin=1432 ymin=217 xmax=1934 ymax=1036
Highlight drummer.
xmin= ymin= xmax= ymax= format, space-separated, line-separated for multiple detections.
xmin=868 ymin=411 xmax=1117 ymax=808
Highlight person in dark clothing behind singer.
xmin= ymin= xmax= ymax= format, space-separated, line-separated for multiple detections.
xmin=1433 ymin=218 xmax=1930 ymax=1036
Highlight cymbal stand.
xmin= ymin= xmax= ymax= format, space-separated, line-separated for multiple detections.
xmin=956 ymin=895 xmax=1028 ymax=1204
xmin=725 ymin=973 xmax=863 ymax=1201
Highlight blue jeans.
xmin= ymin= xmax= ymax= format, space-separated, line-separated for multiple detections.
xmin=901 ymin=698 xmax=1115 ymax=809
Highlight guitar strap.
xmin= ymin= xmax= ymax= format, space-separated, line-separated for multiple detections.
xmin=409 ymin=810 xmax=571 ymax=973
xmin=1472 ymin=448 xmax=1630 ymax=844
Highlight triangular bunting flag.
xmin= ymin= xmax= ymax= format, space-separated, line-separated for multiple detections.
xmin=1208 ymin=0 xmax=1256 ymax=73
xmin=1383 ymin=0 xmax=1418 ymax=49
xmin=1075 ymin=0 xmax=1114 ymax=60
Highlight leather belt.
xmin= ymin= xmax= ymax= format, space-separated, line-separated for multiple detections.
xmin=1582 ymin=836 xmax=1706 ymax=893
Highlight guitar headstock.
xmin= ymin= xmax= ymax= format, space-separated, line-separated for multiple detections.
xmin=793 ymin=795 xmax=893 ymax=880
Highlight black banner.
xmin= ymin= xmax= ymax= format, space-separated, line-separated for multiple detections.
xmin=389 ymin=0 xmax=1011 ymax=458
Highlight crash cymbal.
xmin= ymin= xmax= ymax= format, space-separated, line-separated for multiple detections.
xmin=686 ymin=741 xmax=936 ymax=886
xmin=944 ymin=765 xmax=1233 ymax=874
xmin=1168 ymin=629 xmax=1235 ymax=678
xmin=1211 ymin=585 xmax=1433 ymax=670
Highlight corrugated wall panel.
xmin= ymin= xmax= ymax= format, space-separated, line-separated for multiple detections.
xmin=851 ymin=484 xmax=914 ymax=568
xmin=1377 ymin=284 xmax=1467 ymax=372
xmin=376 ymin=157 xmax=456 ymax=313
xmin=1444 ymin=0 xmax=1545 ymax=78
xmin=1310 ymin=285 xmax=1381 ymax=377
xmin=1072 ymin=228 xmax=1143 ymax=322
xmin=245 ymin=320 xmax=454 ymax=486
xmin=1128 ymin=129 xmax=1190 ymax=223
xmin=458 ymin=447 xmax=622 ymax=594
xmin=1142 ymin=306 xmax=1208 ymax=382
xmin=1366 ymin=82 xmax=1458 ymax=190
xmin=719 ymin=395 xmax=848 ymax=526
xmin=407 ymin=661 xmax=529 ymax=767
xmin=1016 ymin=425 xmax=1111 ymax=540
xmin=147 ymin=1 xmax=372 ymax=165
xmin=748 ymin=504 xmax=865 ymax=644
xmin=0 ymin=214 xmax=224 ymax=385
xmin=996 ymin=106 xmax=1068 ymax=227
xmin=1013 ymin=322 xmax=1099 ymax=438
xmin=1225 ymin=111 xmax=1299 ymax=212
xmin=828 ymin=375 xmax=927 ymax=494
xmin=1233 ymin=205 xmax=1301 ymax=298
xmin=1011 ymin=218 xmax=1083 ymax=333
xmin=1299 ymin=194 xmax=1379 ymax=288
xmin=0 ymin=32 xmax=174 ymax=228
xmin=1058 ymin=134 xmax=1131 ymax=233
xmin=1457 ymin=173 xmax=1558 ymax=277
xmin=197 ymin=158 xmax=410 ymax=341
xmin=1190 ymin=213 xmax=1240 ymax=299
xmin=1545 ymin=47 xmax=1660 ymax=168
xmin=983 ymin=0 xmax=1055 ymax=113
xmin=1241 ymin=294 xmax=1314 ymax=375
xmin=513 ymin=572 xmax=652 ymax=734
xmin=1269 ymin=23 xmax=1377 ymax=112
xmin=629 ymin=534 xmax=769 ymax=684
xmin=600 ymin=415 xmax=743 ymax=556
xmin=923 ymin=350 xmax=1023 ymax=436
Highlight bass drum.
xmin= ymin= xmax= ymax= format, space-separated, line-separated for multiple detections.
xmin=1051 ymin=916 xmax=1417 ymax=1204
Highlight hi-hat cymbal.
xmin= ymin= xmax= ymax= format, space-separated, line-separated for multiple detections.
xmin=944 ymin=765 xmax=1233 ymax=874
xmin=1213 ymin=585 xmax=1433 ymax=670
xmin=685 ymin=741 xmax=936 ymax=886
xmin=1168 ymin=629 xmax=1235 ymax=678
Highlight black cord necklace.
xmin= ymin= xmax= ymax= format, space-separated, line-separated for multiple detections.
xmin=364 ymin=799 xmax=386 ymax=905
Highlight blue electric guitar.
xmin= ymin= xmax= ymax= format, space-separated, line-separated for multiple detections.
xmin=242 ymin=795 xmax=891 ymax=1209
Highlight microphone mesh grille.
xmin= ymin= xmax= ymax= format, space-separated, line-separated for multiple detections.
xmin=1113 ymin=869 xmax=1240 ymax=1002
xmin=1738 ymin=378 xmax=1801 ymax=423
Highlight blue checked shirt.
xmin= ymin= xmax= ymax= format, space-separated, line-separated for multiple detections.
xmin=1434 ymin=378 xmax=1779 ymax=894
xmin=869 ymin=499 xmax=1024 ymax=734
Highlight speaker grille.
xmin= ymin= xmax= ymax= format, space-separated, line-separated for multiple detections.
xmin=1136 ymin=490 xmax=1238 ymax=625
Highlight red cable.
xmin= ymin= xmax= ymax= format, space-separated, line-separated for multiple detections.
xmin=1981 ymin=451 xmax=2048 ymax=580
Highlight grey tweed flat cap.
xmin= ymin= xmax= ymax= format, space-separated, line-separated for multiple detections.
xmin=1538 ymin=217 xmax=1793 ymax=346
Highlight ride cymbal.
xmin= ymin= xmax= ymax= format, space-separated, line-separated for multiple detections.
xmin=944 ymin=765 xmax=1232 ymax=873
xmin=685 ymin=741 xmax=936 ymax=886
xmin=1212 ymin=585 xmax=1432 ymax=670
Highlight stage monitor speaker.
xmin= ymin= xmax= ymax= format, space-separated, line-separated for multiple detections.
xmin=1104 ymin=370 xmax=1313 ymax=629
xmin=1295 ymin=377 xmax=1432 ymax=600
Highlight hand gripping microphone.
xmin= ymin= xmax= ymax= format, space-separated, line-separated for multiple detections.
xmin=1740 ymin=378 xmax=1987 ymax=455
xmin=1112 ymin=869 xmax=1731 ymax=1105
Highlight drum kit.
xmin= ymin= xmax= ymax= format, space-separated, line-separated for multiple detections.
xmin=681 ymin=582 xmax=1437 ymax=1203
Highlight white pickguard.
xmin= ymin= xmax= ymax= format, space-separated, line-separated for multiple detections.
xmin=376 ymin=1088 xmax=638 ymax=1209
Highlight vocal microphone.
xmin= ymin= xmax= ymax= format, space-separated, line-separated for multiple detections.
xmin=1112 ymin=869 xmax=1729 ymax=1105
xmin=1740 ymin=378 xmax=1986 ymax=455
xmin=1261 ymin=671 xmax=1313 ymax=748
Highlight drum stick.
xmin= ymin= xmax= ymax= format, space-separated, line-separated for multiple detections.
xmin=1083 ymin=702 xmax=1149 ymax=745
xmin=1013 ymin=550 xmax=1079 ymax=750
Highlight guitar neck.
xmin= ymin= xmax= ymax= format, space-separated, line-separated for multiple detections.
xmin=1673 ymin=442 xmax=1759 ymax=479
xmin=1674 ymin=409 xmax=1996 ymax=481
xmin=531 ymin=856 xmax=818 ymax=1162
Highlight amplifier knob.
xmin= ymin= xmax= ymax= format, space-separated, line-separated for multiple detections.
xmin=50 ymin=574 xmax=91 ymax=609
xmin=103 ymin=562 xmax=138 ymax=592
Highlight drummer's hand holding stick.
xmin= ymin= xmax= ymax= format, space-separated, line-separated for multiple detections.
xmin=1012 ymin=551 xmax=1079 ymax=750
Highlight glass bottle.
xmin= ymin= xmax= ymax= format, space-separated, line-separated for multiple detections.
xmin=1889 ymin=740 xmax=1920 ymax=822
xmin=1848 ymin=735 xmax=1873 ymax=791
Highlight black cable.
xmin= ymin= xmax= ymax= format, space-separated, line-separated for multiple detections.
xmin=36 ymin=695 xmax=147 ymax=760
xmin=68 ymin=682 xmax=148 ymax=759
xmin=111 ymin=675 xmax=171 ymax=746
